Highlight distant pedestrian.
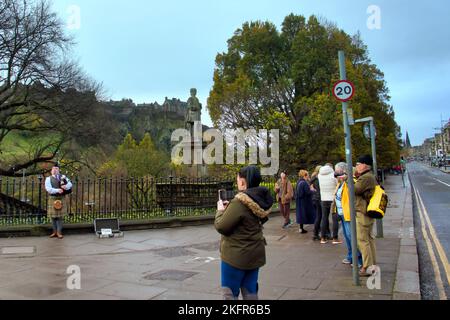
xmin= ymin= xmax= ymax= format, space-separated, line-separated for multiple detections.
xmin=355 ymin=155 xmax=378 ymax=277
xmin=331 ymin=163 xmax=362 ymax=267
xmin=318 ymin=163 xmax=338 ymax=244
xmin=400 ymin=156 xmax=406 ymax=171
xmin=310 ymin=165 xmax=322 ymax=241
xmin=45 ymin=165 xmax=72 ymax=239
xmin=295 ymin=170 xmax=316 ymax=234
xmin=215 ymin=166 xmax=274 ymax=300
xmin=275 ymin=170 xmax=294 ymax=229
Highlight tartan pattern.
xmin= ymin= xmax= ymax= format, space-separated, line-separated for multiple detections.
xmin=47 ymin=196 xmax=66 ymax=218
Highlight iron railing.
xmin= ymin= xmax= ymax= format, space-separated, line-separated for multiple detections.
xmin=0 ymin=175 xmax=294 ymax=226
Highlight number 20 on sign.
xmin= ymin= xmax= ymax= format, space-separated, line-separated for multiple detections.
xmin=333 ymin=80 xmax=355 ymax=102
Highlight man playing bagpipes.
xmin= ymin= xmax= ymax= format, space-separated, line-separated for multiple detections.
xmin=45 ymin=164 xmax=72 ymax=239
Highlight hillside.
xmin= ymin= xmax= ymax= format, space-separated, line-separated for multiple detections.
xmin=104 ymin=97 xmax=188 ymax=153
xmin=0 ymin=96 xmax=194 ymax=175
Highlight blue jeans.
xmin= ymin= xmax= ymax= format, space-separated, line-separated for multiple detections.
xmin=221 ymin=261 xmax=259 ymax=298
xmin=340 ymin=216 xmax=362 ymax=265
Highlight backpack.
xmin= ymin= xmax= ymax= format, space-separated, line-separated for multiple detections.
xmin=367 ymin=185 xmax=388 ymax=219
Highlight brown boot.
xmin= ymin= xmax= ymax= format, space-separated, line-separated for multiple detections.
xmin=57 ymin=233 xmax=64 ymax=239
xmin=49 ymin=233 xmax=57 ymax=238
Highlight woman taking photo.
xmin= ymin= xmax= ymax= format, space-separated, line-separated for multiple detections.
xmin=215 ymin=166 xmax=274 ymax=300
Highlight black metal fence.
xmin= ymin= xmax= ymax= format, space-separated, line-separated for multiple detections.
xmin=0 ymin=175 xmax=293 ymax=226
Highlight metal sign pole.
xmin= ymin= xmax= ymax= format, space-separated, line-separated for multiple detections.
xmin=338 ymin=51 xmax=360 ymax=286
xmin=370 ymin=119 xmax=383 ymax=238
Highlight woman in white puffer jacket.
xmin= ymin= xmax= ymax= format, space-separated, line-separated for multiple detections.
xmin=318 ymin=164 xmax=341 ymax=244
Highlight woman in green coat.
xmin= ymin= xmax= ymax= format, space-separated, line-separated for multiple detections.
xmin=215 ymin=166 xmax=274 ymax=300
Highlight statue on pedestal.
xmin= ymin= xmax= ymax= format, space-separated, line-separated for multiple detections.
xmin=182 ymin=88 xmax=207 ymax=178
xmin=185 ymin=88 xmax=202 ymax=135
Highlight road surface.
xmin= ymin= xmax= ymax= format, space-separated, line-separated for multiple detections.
xmin=407 ymin=162 xmax=450 ymax=300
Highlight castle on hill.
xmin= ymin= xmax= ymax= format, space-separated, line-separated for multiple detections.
xmin=107 ymin=97 xmax=187 ymax=118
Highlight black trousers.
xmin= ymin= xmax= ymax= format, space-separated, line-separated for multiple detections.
xmin=313 ymin=200 xmax=322 ymax=237
xmin=320 ymin=201 xmax=338 ymax=239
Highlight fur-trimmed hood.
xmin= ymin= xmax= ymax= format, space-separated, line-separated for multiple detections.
xmin=235 ymin=187 xmax=273 ymax=219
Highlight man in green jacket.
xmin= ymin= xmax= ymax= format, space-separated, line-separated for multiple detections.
xmin=215 ymin=166 xmax=273 ymax=300
xmin=355 ymin=155 xmax=378 ymax=277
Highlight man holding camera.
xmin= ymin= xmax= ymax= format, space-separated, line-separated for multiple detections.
xmin=45 ymin=164 xmax=72 ymax=239
xmin=354 ymin=155 xmax=378 ymax=276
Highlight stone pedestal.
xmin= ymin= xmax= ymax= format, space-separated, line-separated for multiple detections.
xmin=180 ymin=139 xmax=208 ymax=178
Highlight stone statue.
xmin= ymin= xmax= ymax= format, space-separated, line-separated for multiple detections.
xmin=185 ymin=88 xmax=202 ymax=134
xmin=181 ymin=88 xmax=207 ymax=178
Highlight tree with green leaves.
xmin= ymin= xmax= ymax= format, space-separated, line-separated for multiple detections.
xmin=98 ymin=133 xmax=170 ymax=178
xmin=98 ymin=133 xmax=171 ymax=209
xmin=208 ymin=14 xmax=401 ymax=172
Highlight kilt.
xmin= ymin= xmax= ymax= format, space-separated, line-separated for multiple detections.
xmin=47 ymin=196 xmax=66 ymax=219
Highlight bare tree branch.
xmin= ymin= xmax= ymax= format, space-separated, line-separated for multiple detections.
xmin=0 ymin=0 xmax=102 ymax=177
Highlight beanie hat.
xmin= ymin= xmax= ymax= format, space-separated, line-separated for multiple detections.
xmin=357 ymin=154 xmax=373 ymax=167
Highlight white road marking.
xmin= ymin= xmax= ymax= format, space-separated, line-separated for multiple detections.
xmin=434 ymin=178 xmax=450 ymax=188
xmin=424 ymin=183 xmax=436 ymax=186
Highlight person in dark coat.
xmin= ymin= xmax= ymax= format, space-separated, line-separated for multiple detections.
xmin=295 ymin=170 xmax=316 ymax=234
xmin=310 ymin=165 xmax=322 ymax=241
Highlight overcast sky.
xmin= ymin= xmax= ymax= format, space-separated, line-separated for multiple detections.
xmin=52 ymin=0 xmax=450 ymax=146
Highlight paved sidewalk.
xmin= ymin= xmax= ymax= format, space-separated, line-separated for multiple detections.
xmin=0 ymin=174 xmax=420 ymax=300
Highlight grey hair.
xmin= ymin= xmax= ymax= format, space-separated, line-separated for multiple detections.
xmin=335 ymin=162 xmax=347 ymax=174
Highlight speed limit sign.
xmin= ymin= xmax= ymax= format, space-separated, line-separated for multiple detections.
xmin=333 ymin=80 xmax=355 ymax=102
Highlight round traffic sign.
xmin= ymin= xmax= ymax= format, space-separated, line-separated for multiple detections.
xmin=333 ymin=80 xmax=355 ymax=102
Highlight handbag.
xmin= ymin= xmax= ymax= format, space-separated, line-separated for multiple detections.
xmin=367 ymin=185 xmax=388 ymax=219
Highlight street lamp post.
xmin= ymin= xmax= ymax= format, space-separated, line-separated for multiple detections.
xmin=440 ymin=115 xmax=447 ymax=159
xmin=355 ymin=116 xmax=383 ymax=238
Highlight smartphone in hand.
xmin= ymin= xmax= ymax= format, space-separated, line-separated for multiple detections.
xmin=218 ymin=189 xmax=227 ymax=201
xmin=218 ymin=189 xmax=229 ymax=211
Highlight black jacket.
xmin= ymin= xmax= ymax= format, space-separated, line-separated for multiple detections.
xmin=310 ymin=175 xmax=321 ymax=203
